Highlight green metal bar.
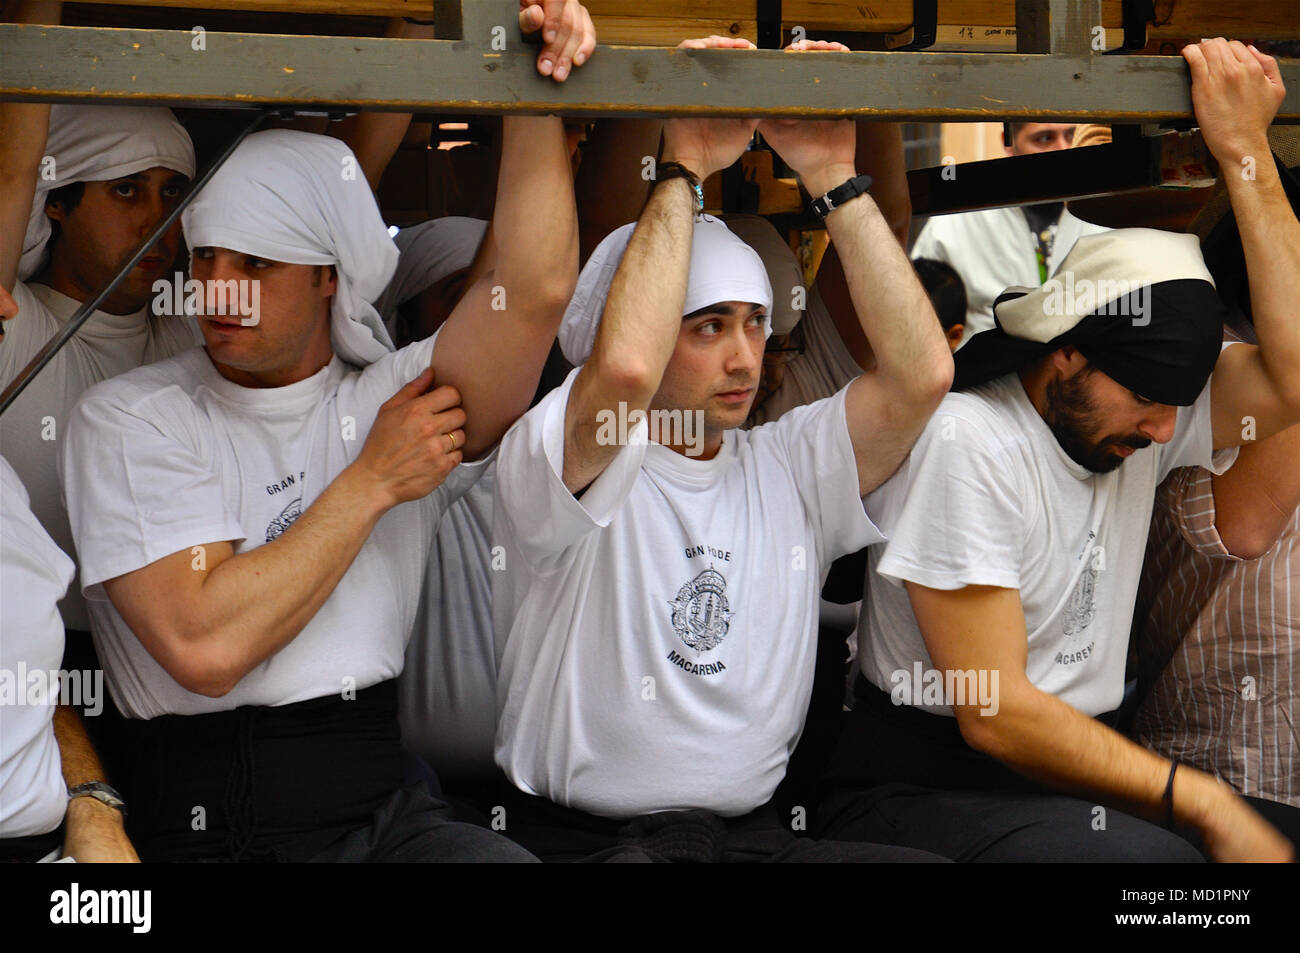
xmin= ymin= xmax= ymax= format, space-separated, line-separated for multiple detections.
xmin=2 ymin=23 xmax=1298 ymax=122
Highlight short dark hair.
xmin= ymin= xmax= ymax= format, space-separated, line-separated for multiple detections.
xmin=42 ymin=181 xmax=87 ymax=257
xmin=45 ymin=181 xmax=86 ymax=216
xmin=913 ymin=258 xmax=967 ymax=332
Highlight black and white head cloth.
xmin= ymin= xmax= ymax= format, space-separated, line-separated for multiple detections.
xmin=953 ymin=228 xmax=1226 ymax=406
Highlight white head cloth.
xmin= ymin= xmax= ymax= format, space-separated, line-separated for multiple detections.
xmin=558 ymin=214 xmax=774 ymax=366
xmin=373 ymin=216 xmax=489 ymax=338
xmin=181 ymin=129 xmax=398 ymax=367
xmin=20 ymin=105 xmax=196 ymax=281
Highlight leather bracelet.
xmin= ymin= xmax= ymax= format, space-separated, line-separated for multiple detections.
xmin=1162 ymin=761 xmax=1178 ymax=830
xmin=810 ymin=173 xmax=873 ymax=219
xmin=655 ymin=161 xmax=704 ymax=216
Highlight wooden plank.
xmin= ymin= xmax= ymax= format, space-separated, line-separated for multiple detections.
xmin=585 ymin=18 xmax=756 ymax=47
xmin=62 ymin=1 xmax=1300 ymax=44
xmin=1147 ymin=1 xmax=1299 ymax=42
xmin=4 ymin=23 xmax=1299 ymax=122
xmin=67 ymin=0 xmax=434 ymax=14
xmin=781 ymin=1 xmax=1124 ymax=32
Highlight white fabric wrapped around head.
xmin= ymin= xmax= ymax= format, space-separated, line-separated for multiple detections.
xmin=559 ymin=214 xmax=774 ymax=366
xmin=181 ymin=129 xmax=398 ymax=367
xmin=20 ymin=105 xmax=196 ymax=281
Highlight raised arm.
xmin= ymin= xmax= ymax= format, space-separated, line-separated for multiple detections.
xmin=563 ymin=111 xmax=759 ymax=493
xmin=1209 ymin=421 xmax=1300 ymax=558
xmin=97 ymin=369 xmax=465 ymax=698
xmin=1184 ymin=40 xmax=1300 ymax=448
xmin=0 ymin=2 xmax=61 ymax=290
xmin=428 ymin=115 xmax=579 ymax=460
xmin=907 ymin=582 xmax=1293 ymax=862
xmin=759 ymin=91 xmax=952 ymax=493
xmin=806 ymin=119 xmax=914 ymax=373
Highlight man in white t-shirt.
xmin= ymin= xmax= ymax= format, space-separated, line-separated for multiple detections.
xmin=489 ymin=63 xmax=954 ymax=860
xmin=817 ymin=40 xmax=1298 ymax=862
xmin=0 ymin=100 xmax=201 ymax=633
xmin=910 ymin=122 xmax=1110 ymax=343
xmin=59 ymin=74 xmax=591 ymax=859
xmin=0 ymin=281 xmax=137 ymax=863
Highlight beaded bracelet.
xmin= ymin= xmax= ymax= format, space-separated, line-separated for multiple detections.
xmin=655 ymin=161 xmax=704 ymax=216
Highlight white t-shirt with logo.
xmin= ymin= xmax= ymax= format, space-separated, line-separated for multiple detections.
xmin=0 ymin=281 xmax=200 ymax=631
xmin=492 ymin=368 xmax=883 ymax=818
xmin=60 ymin=333 xmax=489 ymax=720
xmin=0 ymin=456 xmax=74 ymax=838
xmin=857 ymin=371 xmax=1236 ymax=717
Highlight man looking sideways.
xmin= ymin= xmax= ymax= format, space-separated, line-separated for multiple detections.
xmin=59 ymin=0 xmax=596 ymax=861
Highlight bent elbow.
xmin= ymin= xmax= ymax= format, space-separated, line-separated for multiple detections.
xmin=158 ymin=635 xmax=241 ymax=699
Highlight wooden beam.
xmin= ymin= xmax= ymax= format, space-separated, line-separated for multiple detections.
xmin=61 ymin=2 xmax=1297 ymax=48
xmin=3 ymin=23 xmax=1298 ymax=122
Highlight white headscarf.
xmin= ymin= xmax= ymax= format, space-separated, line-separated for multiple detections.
xmin=373 ymin=216 xmax=489 ymax=339
xmin=558 ymin=215 xmax=773 ymax=366
xmin=20 ymin=105 xmax=196 ymax=281
xmin=181 ymin=129 xmax=398 ymax=367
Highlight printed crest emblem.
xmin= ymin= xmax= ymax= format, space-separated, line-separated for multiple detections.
xmin=669 ymin=566 xmax=734 ymax=652
xmin=265 ymin=497 xmax=302 ymax=543
xmin=1062 ymin=561 xmax=1098 ymax=639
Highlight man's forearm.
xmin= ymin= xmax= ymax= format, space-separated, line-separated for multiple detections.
xmin=562 ymin=175 xmax=695 ymax=493
xmin=0 ymin=101 xmax=50 ymax=289
xmin=587 ymin=175 xmax=695 ymax=400
xmin=53 ymin=704 xmax=109 ymax=789
xmin=53 ymin=705 xmax=139 ymax=861
xmin=807 ymin=166 xmax=950 ymax=399
xmin=968 ymin=680 xmax=1230 ymax=832
xmin=1224 ymin=146 xmax=1300 ymax=406
xmin=188 ymin=465 xmax=391 ymax=692
xmin=109 ymin=463 xmax=391 ymax=697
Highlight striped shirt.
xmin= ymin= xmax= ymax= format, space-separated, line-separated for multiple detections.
xmin=1131 ymin=465 xmax=1298 ymax=807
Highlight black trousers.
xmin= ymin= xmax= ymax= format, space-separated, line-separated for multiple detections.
xmin=490 ymin=783 xmax=948 ymax=863
xmin=814 ymin=677 xmax=1204 ymax=862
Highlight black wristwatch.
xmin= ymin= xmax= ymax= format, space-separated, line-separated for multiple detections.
xmin=68 ymin=781 xmax=127 ymax=816
xmin=810 ymin=174 xmax=873 ymax=218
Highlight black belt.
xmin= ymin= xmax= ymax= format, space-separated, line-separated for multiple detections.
xmin=0 ymin=825 xmax=63 ymax=864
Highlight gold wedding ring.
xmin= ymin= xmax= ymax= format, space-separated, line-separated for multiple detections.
xmin=445 ymin=432 xmax=458 ymax=452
